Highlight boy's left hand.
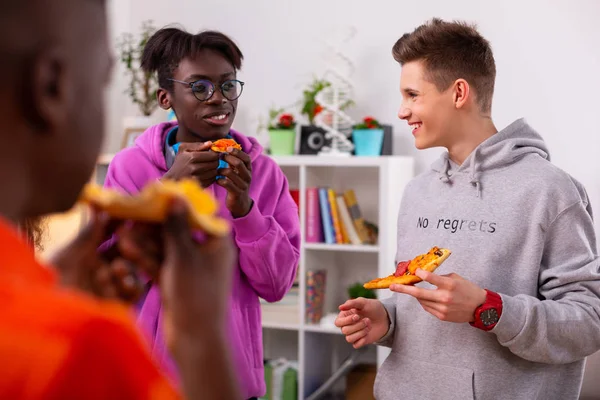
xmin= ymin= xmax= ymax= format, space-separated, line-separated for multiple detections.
xmin=217 ymin=147 xmax=253 ymax=218
xmin=389 ymin=269 xmax=487 ymax=323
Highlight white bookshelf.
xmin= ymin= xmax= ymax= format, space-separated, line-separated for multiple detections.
xmin=94 ymin=153 xmax=415 ymax=399
xmin=263 ymin=155 xmax=414 ymax=399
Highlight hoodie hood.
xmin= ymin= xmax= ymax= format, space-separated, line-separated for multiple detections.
xmin=133 ymin=121 xmax=264 ymax=171
xmin=431 ymin=118 xmax=549 ymax=197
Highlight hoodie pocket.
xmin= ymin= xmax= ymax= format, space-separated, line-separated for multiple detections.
xmin=244 ymin=305 xmax=263 ymax=368
xmin=374 ymin=353 xmax=474 ymax=400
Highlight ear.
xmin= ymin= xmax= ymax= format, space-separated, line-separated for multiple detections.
xmin=157 ymin=88 xmax=172 ymax=110
xmin=452 ymin=79 xmax=470 ymax=109
xmin=24 ymin=48 xmax=70 ymax=132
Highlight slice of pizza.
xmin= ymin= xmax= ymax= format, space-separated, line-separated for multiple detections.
xmin=363 ymin=246 xmax=451 ymax=289
xmin=78 ymin=178 xmax=230 ymax=236
xmin=211 ymin=138 xmax=242 ymax=153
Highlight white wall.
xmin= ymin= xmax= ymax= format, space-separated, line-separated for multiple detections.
xmin=106 ymin=0 xmax=600 ymax=221
xmin=105 ymin=0 xmax=600 ymax=396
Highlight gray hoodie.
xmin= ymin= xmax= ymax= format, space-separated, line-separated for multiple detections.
xmin=375 ymin=119 xmax=600 ymax=400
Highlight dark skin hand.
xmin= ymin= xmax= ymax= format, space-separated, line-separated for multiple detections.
xmin=115 ymin=222 xmax=164 ymax=282
xmin=56 ymin=201 xmax=241 ymax=399
xmin=216 ymin=146 xmax=253 ymax=218
xmin=163 ymin=142 xmax=254 ymax=218
xmin=50 ymin=211 xmax=145 ymax=303
xmin=162 ymin=141 xmax=220 ymax=188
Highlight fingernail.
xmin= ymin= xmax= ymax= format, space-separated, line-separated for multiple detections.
xmin=352 ymin=314 xmax=360 ymax=321
xmin=227 ymin=146 xmax=233 ymax=152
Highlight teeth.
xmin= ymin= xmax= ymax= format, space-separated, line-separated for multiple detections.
xmin=209 ymin=114 xmax=227 ymax=120
xmin=410 ymin=123 xmax=422 ymax=131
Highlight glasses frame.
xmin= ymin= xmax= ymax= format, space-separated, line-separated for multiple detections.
xmin=167 ymin=78 xmax=245 ymax=102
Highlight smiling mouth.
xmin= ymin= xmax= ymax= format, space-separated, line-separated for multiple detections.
xmin=409 ymin=122 xmax=422 ymax=133
xmin=203 ymin=112 xmax=231 ymax=126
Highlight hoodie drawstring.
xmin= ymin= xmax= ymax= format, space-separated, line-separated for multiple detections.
xmin=469 ymin=147 xmax=481 ymax=197
xmin=439 ymin=154 xmax=452 ymax=183
xmin=438 ymin=150 xmax=482 ymax=197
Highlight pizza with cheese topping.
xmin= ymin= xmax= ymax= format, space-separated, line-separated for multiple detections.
xmin=363 ymin=246 xmax=451 ymax=289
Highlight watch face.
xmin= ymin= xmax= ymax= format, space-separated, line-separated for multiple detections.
xmin=481 ymin=309 xmax=499 ymax=326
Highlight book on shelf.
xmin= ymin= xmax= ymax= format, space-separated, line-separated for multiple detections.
xmin=304 ymin=187 xmax=374 ymax=246
xmin=289 ymin=189 xmax=300 ymax=215
xmin=343 ymin=189 xmax=371 ymax=244
xmin=317 ymin=188 xmax=335 ymax=244
xmin=305 ymin=187 xmax=323 ymax=243
xmin=327 ymin=189 xmax=345 ymax=244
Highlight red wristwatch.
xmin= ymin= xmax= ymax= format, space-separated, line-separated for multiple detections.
xmin=470 ymin=289 xmax=503 ymax=331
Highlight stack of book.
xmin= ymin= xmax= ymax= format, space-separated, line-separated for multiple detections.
xmin=305 ymin=188 xmax=373 ymax=245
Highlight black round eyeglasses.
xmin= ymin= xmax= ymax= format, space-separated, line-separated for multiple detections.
xmin=168 ymin=78 xmax=245 ymax=102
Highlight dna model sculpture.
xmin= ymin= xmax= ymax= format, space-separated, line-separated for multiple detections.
xmin=314 ymin=26 xmax=357 ymax=156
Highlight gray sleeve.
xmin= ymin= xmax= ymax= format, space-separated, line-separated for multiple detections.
xmin=492 ymin=201 xmax=600 ymax=364
xmin=374 ymin=295 xmax=397 ymax=348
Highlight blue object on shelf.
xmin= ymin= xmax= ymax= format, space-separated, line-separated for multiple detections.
xmin=352 ymin=128 xmax=384 ymax=156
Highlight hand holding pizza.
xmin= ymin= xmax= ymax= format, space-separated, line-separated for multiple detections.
xmin=50 ymin=210 xmax=143 ymax=303
xmin=390 ymin=269 xmax=487 ymax=323
xmin=214 ymin=144 xmax=253 ymax=218
xmin=163 ymin=141 xmax=220 ymax=189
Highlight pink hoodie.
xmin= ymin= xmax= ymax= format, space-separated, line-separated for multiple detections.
xmin=103 ymin=122 xmax=300 ymax=399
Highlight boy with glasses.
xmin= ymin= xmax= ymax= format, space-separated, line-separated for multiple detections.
xmin=103 ymin=27 xmax=301 ymax=400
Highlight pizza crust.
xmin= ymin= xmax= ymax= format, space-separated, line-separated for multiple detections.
xmin=363 ymin=274 xmax=422 ymax=289
xmin=363 ymin=247 xmax=451 ymax=289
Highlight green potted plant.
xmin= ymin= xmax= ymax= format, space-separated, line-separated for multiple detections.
xmin=347 ymin=282 xmax=376 ymax=300
xmin=300 ymin=78 xmax=330 ymax=125
xmin=117 ymin=20 xmax=159 ymax=133
xmin=268 ymin=108 xmax=297 ymax=156
xmin=352 ymin=116 xmax=385 ymax=156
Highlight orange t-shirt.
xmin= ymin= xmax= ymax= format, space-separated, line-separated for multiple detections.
xmin=0 ymin=218 xmax=180 ymax=399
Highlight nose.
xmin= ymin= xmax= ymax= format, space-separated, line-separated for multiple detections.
xmin=398 ymin=104 xmax=411 ymax=120
xmin=206 ymin=87 xmax=228 ymax=105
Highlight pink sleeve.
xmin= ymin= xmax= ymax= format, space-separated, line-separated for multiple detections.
xmin=231 ymin=181 xmax=300 ymax=303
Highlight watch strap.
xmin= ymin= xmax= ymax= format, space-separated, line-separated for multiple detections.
xmin=470 ymin=289 xmax=502 ymax=331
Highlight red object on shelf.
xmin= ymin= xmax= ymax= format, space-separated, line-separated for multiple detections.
xmin=290 ymin=189 xmax=300 ymax=215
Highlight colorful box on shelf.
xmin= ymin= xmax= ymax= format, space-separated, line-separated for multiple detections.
xmin=306 ymin=270 xmax=327 ymax=324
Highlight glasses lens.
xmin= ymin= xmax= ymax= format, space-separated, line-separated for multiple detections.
xmin=221 ymin=80 xmax=243 ymax=101
xmin=191 ymin=80 xmax=214 ymax=101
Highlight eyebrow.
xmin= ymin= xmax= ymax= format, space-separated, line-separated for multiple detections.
xmin=402 ymin=87 xmax=420 ymax=95
xmin=185 ymin=72 xmax=236 ymax=81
